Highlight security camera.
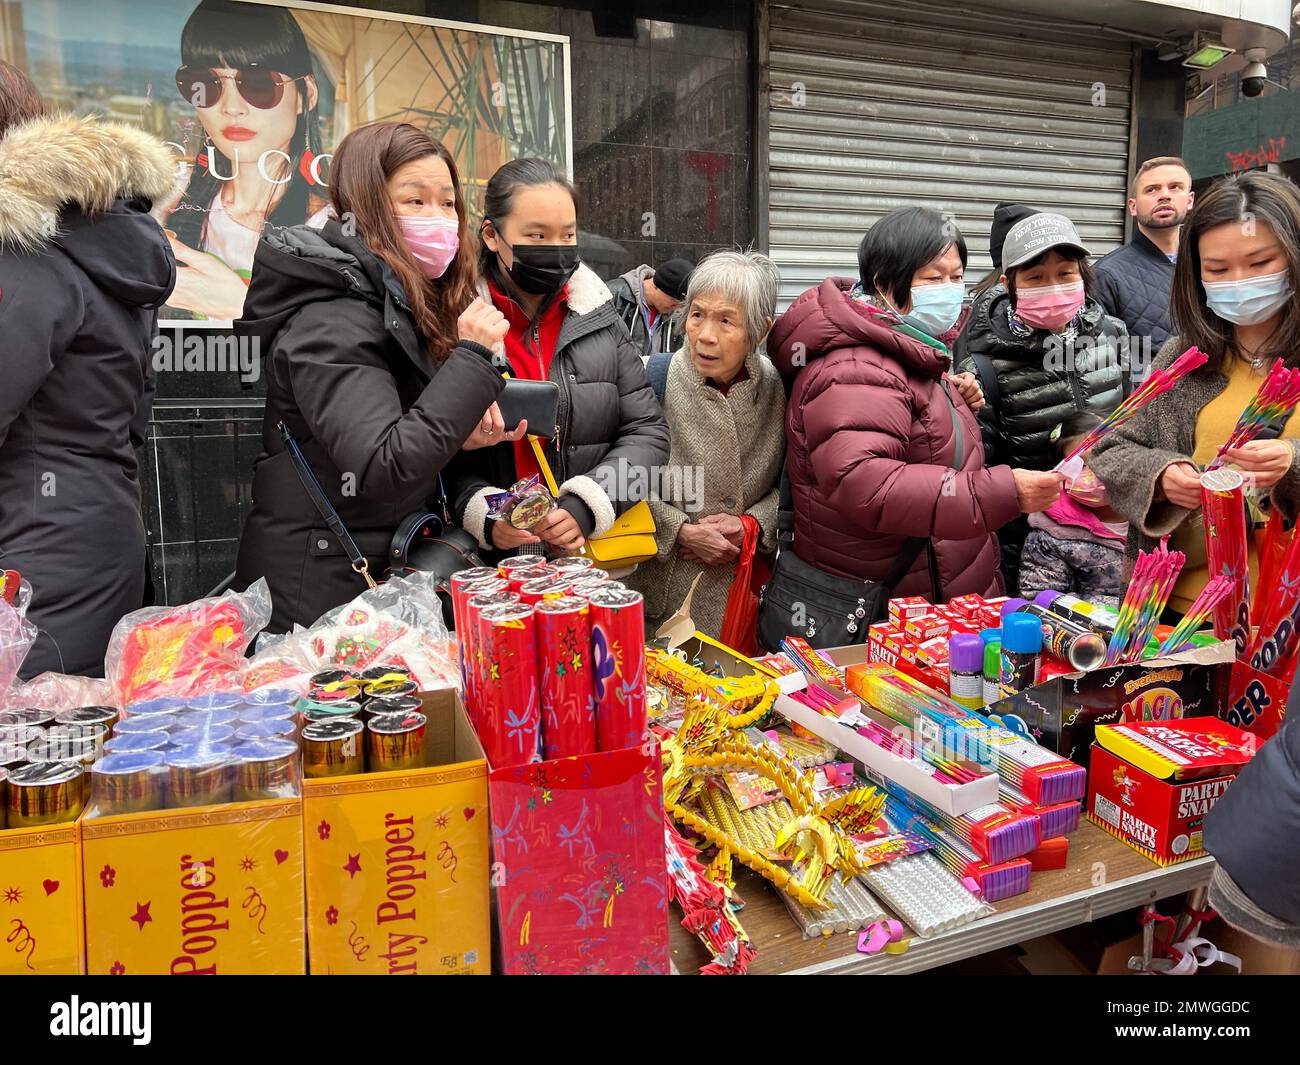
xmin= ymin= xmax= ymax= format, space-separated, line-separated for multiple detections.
xmin=1242 ymin=61 xmax=1268 ymax=97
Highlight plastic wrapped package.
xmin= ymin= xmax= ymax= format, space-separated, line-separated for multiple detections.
xmin=860 ymin=851 xmax=994 ymax=938
xmin=782 ymin=874 xmax=888 ymax=938
xmin=3 ymin=673 xmax=116 ymax=713
xmin=105 ymin=578 xmax=272 ymax=706
xmin=245 ymin=571 xmax=458 ymax=693
xmin=0 ymin=598 xmax=37 ymax=694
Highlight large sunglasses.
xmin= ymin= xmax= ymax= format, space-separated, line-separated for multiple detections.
xmin=175 ymin=65 xmax=309 ymax=111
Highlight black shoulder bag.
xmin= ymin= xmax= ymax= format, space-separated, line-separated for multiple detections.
xmin=756 ymin=381 xmax=966 ymax=652
xmin=278 ymin=421 xmax=482 ymax=626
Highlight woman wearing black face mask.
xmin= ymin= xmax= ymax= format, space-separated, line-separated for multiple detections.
xmin=452 ymin=157 xmax=670 ymax=556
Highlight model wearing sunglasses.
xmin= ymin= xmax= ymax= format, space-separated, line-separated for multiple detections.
xmin=175 ymin=65 xmax=311 ymax=112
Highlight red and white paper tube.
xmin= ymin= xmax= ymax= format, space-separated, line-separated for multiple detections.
xmin=518 ymin=574 xmax=573 ymax=606
xmin=506 ymin=564 xmax=553 ymax=594
xmin=449 ymin=567 xmax=502 ymax=703
xmin=1201 ymin=467 xmax=1251 ymax=658
xmin=1247 ymin=512 xmax=1300 ymax=678
xmin=551 ymin=556 xmax=595 ymax=574
xmin=465 ymin=589 xmax=520 ymax=726
xmin=476 ymin=602 xmax=542 ymax=768
xmin=586 ymin=587 xmax=648 ymax=752
xmin=498 ymin=554 xmax=548 ymax=577
xmin=535 ymin=596 xmax=597 ymax=758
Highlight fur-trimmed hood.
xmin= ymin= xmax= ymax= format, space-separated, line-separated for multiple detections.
xmin=0 ymin=114 xmax=176 ymax=307
xmin=0 ymin=113 xmax=178 ymax=250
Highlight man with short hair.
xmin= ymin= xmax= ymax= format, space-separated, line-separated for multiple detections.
xmin=607 ymin=257 xmax=693 ymax=356
xmin=1094 ymin=156 xmax=1194 ymax=354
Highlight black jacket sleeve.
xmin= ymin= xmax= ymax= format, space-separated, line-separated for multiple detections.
xmin=276 ymin=301 xmax=504 ymax=507
xmin=953 ymin=330 xmax=1001 ymax=469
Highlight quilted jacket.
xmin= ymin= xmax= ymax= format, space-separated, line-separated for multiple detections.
xmin=1093 ymin=230 xmax=1176 ymax=354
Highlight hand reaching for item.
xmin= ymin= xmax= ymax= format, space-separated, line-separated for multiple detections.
xmin=1222 ymin=440 xmax=1294 ymax=490
xmin=1158 ymin=462 xmax=1204 ymax=510
xmin=534 ymin=507 xmax=585 ymax=553
xmin=1012 ymin=468 xmax=1065 ymax=514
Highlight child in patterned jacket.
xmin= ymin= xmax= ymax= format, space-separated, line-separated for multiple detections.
xmin=1018 ymin=413 xmax=1128 ymax=608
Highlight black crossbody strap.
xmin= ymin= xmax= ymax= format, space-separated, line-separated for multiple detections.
xmin=277 ymin=421 xmax=377 ymax=589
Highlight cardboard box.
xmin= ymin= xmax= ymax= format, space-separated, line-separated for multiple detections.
xmin=1087 ymin=744 xmax=1235 ymax=866
xmin=489 ymin=741 xmax=669 ymax=975
xmin=982 ymin=641 xmax=1233 ymax=769
xmin=888 ymin=596 xmax=931 ymax=624
xmin=948 ymin=594 xmax=985 ymax=621
xmin=302 ymin=689 xmax=490 ymax=975
xmin=1224 ymin=661 xmax=1288 ymax=741
xmin=0 ymin=820 xmax=85 ymax=974
xmin=81 ymin=798 xmax=306 ymax=974
xmin=904 ymin=613 xmax=950 ymax=643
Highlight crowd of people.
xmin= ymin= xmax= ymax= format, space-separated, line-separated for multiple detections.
xmin=2 ymin=50 xmax=1298 ymax=949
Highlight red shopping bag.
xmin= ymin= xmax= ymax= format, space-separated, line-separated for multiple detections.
xmin=719 ymin=516 xmax=769 ymax=656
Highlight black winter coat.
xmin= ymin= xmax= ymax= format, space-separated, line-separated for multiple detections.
xmin=1093 ymin=230 xmax=1176 ymax=353
xmin=0 ymin=116 xmax=176 ymax=678
xmin=450 ymin=264 xmax=671 ymax=551
xmin=954 ymin=288 xmax=1130 ymax=472
xmin=954 ymin=288 xmax=1129 ymax=591
xmin=233 ymin=221 xmax=504 ymax=632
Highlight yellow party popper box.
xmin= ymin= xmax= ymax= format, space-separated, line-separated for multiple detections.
xmin=0 ymin=820 xmax=86 ymax=974
xmin=302 ymin=688 xmax=490 ymax=975
xmin=81 ymin=796 xmax=306 ymax=974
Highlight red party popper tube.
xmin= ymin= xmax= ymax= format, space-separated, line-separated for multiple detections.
xmin=1247 ymin=508 xmax=1300 ymax=677
xmin=586 ymin=586 xmax=647 ymax=752
xmin=507 ymin=564 xmax=553 ymax=594
xmin=476 ymin=602 xmax=541 ymax=768
xmin=551 ymin=556 xmax=595 ymax=574
xmin=498 ymin=554 xmax=547 ymax=577
xmin=535 ymin=596 xmax=597 ymax=758
xmin=465 ymin=588 xmax=519 ymax=728
xmin=1201 ymin=467 xmax=1251 ymax=659
xmin=518 ymin=574 xmax=572 ymax=606
xmin=449 ymin=567 xmax=502 ymax=706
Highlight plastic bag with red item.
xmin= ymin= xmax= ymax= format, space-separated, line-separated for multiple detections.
xmin=0 ymin=597 xmax=38 ymax=694
xmin=105 ymin=578 xmax=272 ymax=707
xmin=3 ymin=672 xmax=116 ymax=712
xmin=244 ymin=570 xmax=458 ymax=692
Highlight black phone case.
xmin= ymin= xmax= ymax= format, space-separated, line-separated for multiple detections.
xmin=498 ymin=379 xmax=561 ymax=438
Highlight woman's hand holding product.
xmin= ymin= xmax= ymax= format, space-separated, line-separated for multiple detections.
xmin=678 ymin=522 xmax=740 ymax=565
xmin=1012 ymin=468 xmax=1065 ymax=514
xmin=1158 ymin=462 xmax=1204 ymax=509
xmin=1222 ymin=439 xmax=1294 ymax=489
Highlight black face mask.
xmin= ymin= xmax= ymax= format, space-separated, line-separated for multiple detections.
xmin=496 ymin=236 xmax=581 ymax=296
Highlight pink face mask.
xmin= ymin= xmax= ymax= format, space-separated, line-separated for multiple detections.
xmin=397 ymin=215 xmax=460 ymax=279
xmin=1067 ymin=466 xmax=1110 ymax=508
xmin=1015 ymin=280 xmax=1085 ymax=330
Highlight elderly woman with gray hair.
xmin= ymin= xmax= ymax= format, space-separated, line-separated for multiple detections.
xmin=628 ymin=250 xmax=785 ymax=643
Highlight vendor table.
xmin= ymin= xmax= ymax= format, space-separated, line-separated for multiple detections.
xmin=669 ymin=821 xmax=1214 ymax=975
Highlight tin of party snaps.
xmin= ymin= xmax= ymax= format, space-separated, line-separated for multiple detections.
xmin=299 ymin=698 xmax=363 ymax=724
xmin=54 ymin=705 xmax=120 ymax=737
xmin=242 ymin=687 xmax=299 ymax=708
xmin=365 ymin=711 xmax=427 ymax=772
xmin=302 ymin=719 xmax=365 ymax=779
xmin=184 ymin=708 xmax=239 ymax=730
xmin=104 ymin=731 xmax=170 ymax=755
xmin=237 ymin=704 xmax=299 ymax=726
xmin=169 ymin=723 xmax=236 ymax=748
xmin=0 ymin=742 xmax=30 ymax=771
xmin=499 ymin=554 xmax=547 ymax=575
xmin=112 ymin=716 xmax=176 ymax=738
xmin=363 ymin=694 xmax=423 ymax=719
xmin=186 ymin=691 xmax=243 ymax=712
xmin=0 ymin=725 xmax=43 ymax=749
xmin=166 ymin=746 xmax=235 ymax=808
xmin=6 ymin=760 xmax=85 ymax=827
xmin=234 ymin=720 xmax=296 ymax=743
xmin=0 ymin=708 xmax=54 ymax=729
xmin=125 ymin=697 xmax=186 ymax=718
xmin=90 ymin=751 xmax=165 ymax=816
xmin=362 ymin=678 xmax=418 ymax=702
xmin=231 ymin=738 xmax=299 ymax=801
xmin=35 ymin=727 xmax=106 ymax=765
xmin=359 ymin=664 xmax=412 ymax=683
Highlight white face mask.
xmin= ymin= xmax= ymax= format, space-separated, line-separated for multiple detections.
xmin=1202 ymin=269 xmax=1294 ymax=326
xmin=885 ymin=281 xmax=965 ymax=337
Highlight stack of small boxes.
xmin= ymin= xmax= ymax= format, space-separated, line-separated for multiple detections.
xmin=867 ymin=595 xmax=1009 ymax=691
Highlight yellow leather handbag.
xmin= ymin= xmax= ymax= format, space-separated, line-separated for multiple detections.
xmin=528 ymin=436 xmax=657 ymax=568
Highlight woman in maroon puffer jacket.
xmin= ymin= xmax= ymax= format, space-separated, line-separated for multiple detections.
xmin=769 ymin=207 xmax=1063 ymax=603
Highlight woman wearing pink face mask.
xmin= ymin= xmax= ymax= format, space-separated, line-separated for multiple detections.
xmin=954 ymin=211 xmax=1130 ymax=593
xmin=1019 ymin=413 xmax=1128 ymax=607
xmin=233 ymin=122 xmax=515 ymax=632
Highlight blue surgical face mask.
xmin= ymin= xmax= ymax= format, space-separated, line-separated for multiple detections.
xmin=1202 ymin=269 xmax=1293 ymax=326
xmin=889 ymin=281 xmax=965 ymax=337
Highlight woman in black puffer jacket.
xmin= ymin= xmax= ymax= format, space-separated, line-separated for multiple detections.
xmin=954 ymin=211 xmax=1129 ymax=592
